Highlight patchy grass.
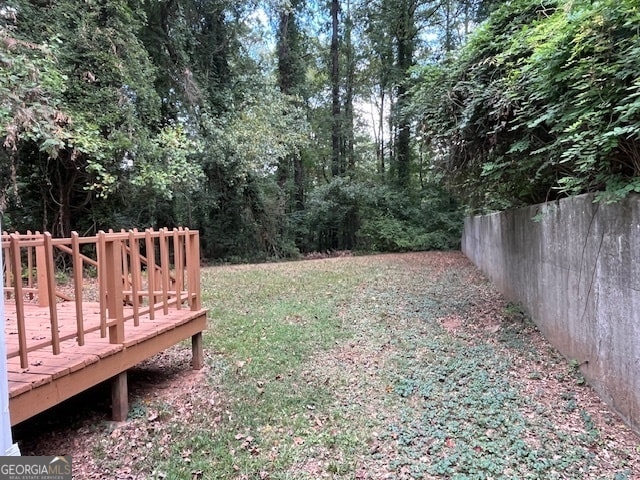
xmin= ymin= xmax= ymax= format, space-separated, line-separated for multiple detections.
xmin=14 ymin=252 xmax=640 ymax=479
xmin=148 ymin=260 xmax=375 ymax=479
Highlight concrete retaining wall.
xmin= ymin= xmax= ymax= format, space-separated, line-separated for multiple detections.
xmin=462 ymin=193 xmax=640 ymax=433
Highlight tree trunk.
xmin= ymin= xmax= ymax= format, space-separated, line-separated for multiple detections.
xmin=294 ymin=155 xmax=304 ymax=211
xmin=344 ymin=0 xmax=355 ymax=171
xmin=444 ymin=0 xmax=453 ymax=53
xmin=276 ymin=8 xmax=292 ymax=194
xmin=396 ymin=84 xmax=411 ymax=188
xmin=276 ymin=2 xmax=305 ymax=213
xmin=394 ymin=2 xmax=416 ymax=188
xmin=331 ymin=0 xmax=342 ymax=177
xmin=47 ymin=153 xmax=80 ymax=239
xmin=379 ymin=89 xmax=386 ymax=178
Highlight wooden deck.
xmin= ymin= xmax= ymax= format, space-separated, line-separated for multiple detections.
xmin=1 ymin=228 xmax=207 ymax=425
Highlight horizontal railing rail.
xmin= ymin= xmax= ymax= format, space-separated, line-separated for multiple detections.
xmin=1 ymin=228 xmax=202 ymax=368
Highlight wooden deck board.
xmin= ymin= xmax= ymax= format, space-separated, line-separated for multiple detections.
xmin=7 ymin=371 xmax=51 ymax=391
xmin=7 ymin=350 xmax=84 ymax=374
xmin=4 ymin=300 xmax=207 ymax=425
xmin=8 ymin=381 xmax=33 ymax=397
xmin=2 ymin=228 xmax=206 ymax=425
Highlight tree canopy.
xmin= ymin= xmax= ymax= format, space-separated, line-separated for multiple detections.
xmin=1 ymin=0 xmax=637 ymax=259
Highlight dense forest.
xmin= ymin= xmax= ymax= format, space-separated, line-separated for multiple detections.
xmin=1 ymin=0 xmax=638 ymax=261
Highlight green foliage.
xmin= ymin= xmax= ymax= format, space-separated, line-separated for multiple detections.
xmin=0 ymin=34 xmax=67 ymax=153
xmin=357 ymin=184 xmax=463 ymax=252
xmin=303 ymin=178 xmax=463 ymax=252
xmin=1 ymin=0 xmax=168 ymax=235
xmin=2 ymin=0 xmax=470 ymax=260
xmin=302 ymin=177 xmax=359 ymax=251
xmin=0 ymin=20 xmax=68 ymax=213
xmin=130 ymin=125 xmax=204 ymax=200
xmin=188 ymin=86 xmax=311 ymax=262
xmin=222 ymin=87 xmax=310 ymax=176
xmin=414 ymin=0 xmax=640 ymax=211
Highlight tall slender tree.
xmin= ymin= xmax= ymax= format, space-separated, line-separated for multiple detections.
xmin=393 ymin=0 xmax=418 ymax=188
xmin=276 ymin=0 xmax=306 ymax=211
xmin=343 ymin=0 xmax=356 ymax=171
xmin=330 ymin=0 xmax=343 ymax=177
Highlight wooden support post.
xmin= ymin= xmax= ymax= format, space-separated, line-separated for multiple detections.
xmin=105 ymin=237 xmax=125 ymax=344
xmin=191 ymin=332 xmax=203 ymax=370
xmin=111 ymin=371 xmax=128 ymax=422
xmin=186 ymin=230 xmax=201 ymax=310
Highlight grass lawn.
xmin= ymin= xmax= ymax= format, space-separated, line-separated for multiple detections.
xmin=15 ymin=252 xmax=640 ymax=479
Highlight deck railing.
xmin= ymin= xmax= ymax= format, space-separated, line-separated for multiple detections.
xmin=1 ymin=228 xmax=202 ymax=369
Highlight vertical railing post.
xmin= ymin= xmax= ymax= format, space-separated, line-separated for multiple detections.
xmin=186 ymin=230 xmax=201 ymax=310
xmin=71 ymin=232 xmax=85 ymax=346
xmin=97 ymin=231 xmax=108 ymax=338
xmin=9 ymin=235 xmax=28 ymax=369
xmin=186 ymin=229 xmax=203 ymax=370
xmin=3 ymin=236 xmax=12 ymax=301
xmin=104 ymin=235 xmax=124 ymax=344
xmin=121 ymin=230 xmax=131 ymax=306
xmin=173 ymin=228 xmax=183 ymax=309
xmin=35 ymin=232 xmax=49 ymax=307
xmin=26 ymin=231 xmax=34 ymax=300
xmin=112 ymin=231 xmax=130 ymax=417
xmin=43 ymin=233 xmax=60 ymax=355
xmin=159 ymin=228 xmax=170 ymax=314
xmin=144 ymin=229 xmax=156 ymax=320
xmin=184 ymin=229 xmax=193 ymax=310
xmin=128 ymin=230 xmax=141 ymax=326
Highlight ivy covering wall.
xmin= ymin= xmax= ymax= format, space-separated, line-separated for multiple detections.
xmin=414 ymin=0 xmax=640 ymax=211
